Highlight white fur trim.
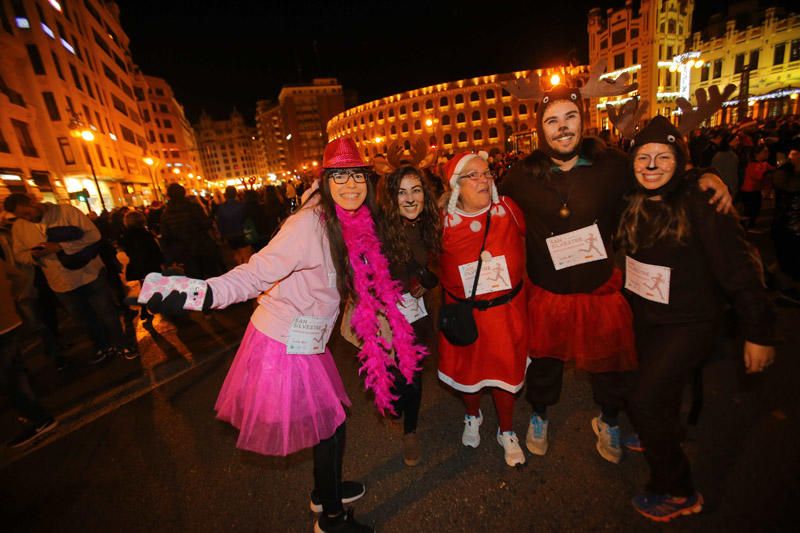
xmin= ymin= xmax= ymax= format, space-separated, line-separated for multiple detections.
xmin=447 ymin=183 xmax=461 ymax=214
xmin=437 ymin=370 xmax=526 ymax=394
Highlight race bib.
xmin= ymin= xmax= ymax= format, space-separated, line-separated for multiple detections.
xmin=286 ymin=316 xmax=331 ymax=354
xmin=625 ymin=256 xmax=671 ymax=304
xmin=397 ymin=292 xmax=428 ymax=324
xmin=545 ymin=223 xmax=608 ymax=271
xmin=458 ymin=254 xmax=512 ymax=296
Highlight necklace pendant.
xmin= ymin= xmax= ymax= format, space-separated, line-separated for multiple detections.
xmin=558 ymin=204 xmax=571 ymax=218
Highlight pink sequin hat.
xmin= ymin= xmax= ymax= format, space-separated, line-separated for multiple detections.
xmin=323 ymin=137 xmax=370 ymax=169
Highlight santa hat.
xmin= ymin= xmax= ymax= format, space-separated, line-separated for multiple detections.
xmin=443 ymin=151 xmax=498 ymax=215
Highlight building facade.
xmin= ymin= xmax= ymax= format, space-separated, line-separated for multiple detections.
xmin=255 ymin=99 xmax=287 ymax=174
xmin=587 ymin=0 xmax=695 ymax=130
xmin=327 ymin=67 xmax=590 ymax=159
xmin=279 ymin=78 xmax=344 ymax=171
xmin=690 ymin=5 xmax=800 ymax=123
xmin=0 ymin=0 xmax=155 ymax=211
xmin=134 ymin=73 xmax=205 ymax=196
xmin=195 ymin=109 xmax=262 ymax=187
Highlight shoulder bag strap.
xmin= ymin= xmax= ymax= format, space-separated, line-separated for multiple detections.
xmin=468 ymin=208 xmax=492 ymax=301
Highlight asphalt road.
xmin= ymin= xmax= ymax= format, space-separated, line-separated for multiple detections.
xmin=1 ymin=294 xmax=797 ymax=532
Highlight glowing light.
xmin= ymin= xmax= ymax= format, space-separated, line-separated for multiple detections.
xmin=285 ymin=134 xmax=292 ymax=140
xmin=425 ymin=118 xmax=433 ymax=127
xmin=48 ymin=0 xmax=62 ymax=12
xmin=81 ymin=130 xmax=95 ymax=141
xmin=312 ymin=161 xmax=318 ymax=167
xmin=694 ymin=60 xmax=704 ymax=69
xmin=550 ymin=74 xmax=561 ymax=86
xmin=686 ymin=59 xmax=696 ymax=68
xmin=1 ymin=174 xmax=22 ymax=181
xmin=188 ymin=173 xmax=194 ymax=178
xmin=41 ymin=22 xmax=55 ymax=39
xmin=16 ymin=17 xmax=30 ymax=29
xmin=143 ymin=157 xmax=154 ymax=166
xmin=60 ymin=38 xmax=75 ymax=54
xmin=599 ymin=64 xmax=641 ymax=80
xmin=173 ymin=168 xmax=181 ymax=174
xmin=668 ymin=64 xmax=678 ymax=73
xmin=109 ymin=133 xmax=118 ymax=141
xmin=374 ymin=136 xmax=383 ymax=143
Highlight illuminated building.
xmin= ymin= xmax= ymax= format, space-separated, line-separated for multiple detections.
xmin=0 ymin=0 xmax=155 ymax=211
xmin=689 ymin=5 xmax=800 ymax=122
xmin=279 ymin=78 xmax=344 ymax=171
xmin=587 ymin=0 xmax=695 ymax=130
xmin=195 ymin=109 xmax=262 ymax=187
xmin=134 ymin=74 xmax=205 ymax=195
xmin=255 ymin=99 xmax=288 ymax=173
xmin=327 ymin=67 xmax=589 ymax=159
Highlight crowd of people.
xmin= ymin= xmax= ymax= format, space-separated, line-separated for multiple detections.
xmin=2 ymin=76 xmax=797 ymax=530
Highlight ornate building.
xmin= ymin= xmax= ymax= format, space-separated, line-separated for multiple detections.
xmin=255 ymin=99 xmax=287 ymax=174
xmin=327 ymin=67 xmax=590 ymax=159
xmin=195 ymin=109 xmax=262 ymax=187
xmin=0 ymin=0 xmax=154 ymax=211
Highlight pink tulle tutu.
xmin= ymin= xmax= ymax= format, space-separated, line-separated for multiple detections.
xmin=215 ymin=322 xmax=351 ymax=456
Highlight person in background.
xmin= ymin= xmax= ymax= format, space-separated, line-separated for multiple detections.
xmin=119 ymin=211 xmax=164 ymax=323
xmin=4 ymin=194 xmax=136 ymax=364
xmin=159 ymin=183 xmax=220 ymax=279
xmin=711 ymin=133 xmax=741 ymax=199
xmin=770 ymin=142 xmax=800 ymax=305
xmin=617 ymin=116 xmax=776 ymax=522
xmin=216 ymin=186 xmax=251 ymax=265
xmin=740 ymin=144 xmax=774 ymax=229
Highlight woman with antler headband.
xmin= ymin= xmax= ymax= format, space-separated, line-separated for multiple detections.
xmin=374 ymin=152 xmax=441 ymax=467
xmin=616 ymin=115 xmax=776 ymax=523
xmin=499 ymin=62 xmax=734 ymax=466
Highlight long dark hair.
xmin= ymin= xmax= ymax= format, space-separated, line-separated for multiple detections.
xmin=615 ymin=144 xmax=691 ymax=254
xmin=377 ymin=165 xmax=441 ymax=266
xmin=305 ymin=168 xmax=378 ymax=302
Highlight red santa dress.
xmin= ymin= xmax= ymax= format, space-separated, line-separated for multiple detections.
xmin=438 ymin=196 xmax=528 ymax=393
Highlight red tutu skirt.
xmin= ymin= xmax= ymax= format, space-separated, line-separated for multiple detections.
xmin=528 ymin=269 xmax=637 ymax=373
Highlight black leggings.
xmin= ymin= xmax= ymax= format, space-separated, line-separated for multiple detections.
xmin=628 ymin=320 xmax=717 ymax=497
xmin=390 ymin=367 xmax=422 ymax=434
xmin=525 ymin=357 xmax=631 ymax=421
xmin=312 ymin=422 xmax=346 ymax=515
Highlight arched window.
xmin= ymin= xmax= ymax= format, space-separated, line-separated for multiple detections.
xmin=441 ymin=115 xmax=451 ymax=125
xmin=473 ymin=129 xmax=483 ymax=140
xmin=399 ymin=105 xmax=407 ymax=116
xmin=501 ymin=88 xmax=511 ymax=97
xmin=444 ymin=133 xmax=452 ymax=144
xmin=472 ymin=110 xmax=481 ymax=121
xmin=378 ymin=110 xmax=384 ymax=120
xmin=458 ymin=131 xmax=467 ymax=142
xmin=486 ymin=89 xmax=495 ymax=99
xmin=364 ymin=149 xmax=369 ymax=157
xmin=519 ymin=104 xmax=528 ymax=115
xmin=456 ymin=112 xmax=466 ymax=123
xmin=404 ymin=140 xmax=411 ymax=150
xmin=429 ymin=135 xmax=437 ymax=146
xmin=360 ymin=116 xmax=365 ymax=125
xmin=413 ymin=120 xmax=421 ymax=130
xmin=402 ymin=123 xmax=409 ymax=133
xmin=389 ymin=108 xmax=395 ymax=118
xmin=489 ymin=127 xmax=498 ymax=138
xmin=412 ymin=102 xmax=419 ymax=112
xmin=488 ymin=108 xmax=497 ymax=119
xmin=440 ymin=96 xmax=448 ymax=107
xmin=455 ymin=94 xmax=464 ymax=104
xmin=368 ymin=113 xmax=373 ymax=122
xmin=391 ymin=125 xmax=397 ymax=135
xmin=470 ymin=91 xmax=480 ymax=102
xmin=504 ymin=125 xmax=513 ymax=137
xmin=503 ymin=106 xmax=512 ymax=117
xmin=425 ymin=99 xmax=433 ymax=110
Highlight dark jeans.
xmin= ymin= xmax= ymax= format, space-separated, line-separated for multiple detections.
xmin=313 ymin=422 xmax=346 ymax=515
xmin=55 ymin=270 xmax=124 ymax=352
xmin=0 ymin=328 xmax=50 ymax=424
xmin=740 ymin=191 xmax=762 ymax=226
xmin=628 ymin=320 xmax=717 ymax=497
xmin=390 ymin=367 xmax=422 ymax=434
xmin=525 ymin=357 xmax=631 ymax=421
xmin=16 ymin=297 xmax=61 ymax=362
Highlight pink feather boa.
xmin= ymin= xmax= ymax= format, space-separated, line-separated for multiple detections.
xmin=336 ymin=204 xmax=428 ymax=415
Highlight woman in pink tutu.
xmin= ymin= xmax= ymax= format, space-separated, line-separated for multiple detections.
xmin=142 ymin=137 xmax=425 ymax=533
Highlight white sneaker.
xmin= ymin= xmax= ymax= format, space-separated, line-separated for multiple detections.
xmin=462 ymin=410 xmax=483 ymax=448
xmin=591 ymin=416 xmax=622 ymax=464
xmin=526 ymin=414 xmax=549 ymax=456
xmin=497 ymin=430 xmax=526 ymax=466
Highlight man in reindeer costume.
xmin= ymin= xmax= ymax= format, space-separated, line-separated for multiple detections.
xmin=500 ymin=62 xmax=734 ymax=464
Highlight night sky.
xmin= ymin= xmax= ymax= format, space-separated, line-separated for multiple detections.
xmin=116 ymin=0 xmax=789 ymax=123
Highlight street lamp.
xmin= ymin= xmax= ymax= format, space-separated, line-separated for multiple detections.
xmin=142 ymin=156 xmax=161 ymax=201
xmin=68 ymin=111 xmax=106 ymax=211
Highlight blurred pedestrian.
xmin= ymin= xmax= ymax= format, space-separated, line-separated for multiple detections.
xmin=119 ymin=211 xmax=163 ymax=323
xmin=216 ymin=186 xmax=251 ymax=265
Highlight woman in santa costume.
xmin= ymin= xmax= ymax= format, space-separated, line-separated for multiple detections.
xmin=438 ymin=151 xmax=529 ymax=467
xmin=142 ymin=137 xmax=426 ymax=533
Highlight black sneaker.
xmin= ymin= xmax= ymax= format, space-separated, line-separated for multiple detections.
xmin=314 ymin=509 xmax=373 ymax=533
xmin=8 ymin=419 xmax=58 ymax=448
xmin=116 ymin=346 xmax=140 ymax=360
xmin=89 ymin=348 xmax=113 ymax=364
xmin=310 ymin=481 xmax=366 ymax=513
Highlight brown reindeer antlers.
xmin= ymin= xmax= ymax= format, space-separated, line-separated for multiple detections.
xmin=501 ymin=72 xmax=544 ymax=101
xmin=606 ymin=98 xmax=650 ymax=139
xmin=676 ymin=84 xmax=737 ymax=135
xmin=373 ymin=138 xmax=438 ymax=176
xmin=581 ymin=58 xmax=638 ymax=99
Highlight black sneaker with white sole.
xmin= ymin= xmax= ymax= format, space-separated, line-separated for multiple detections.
xmin=314 ymin=508 xmax=373 ymax=533
xmin=309 ymin=481 xmax=366 ymax=513
xmin=8 ymin=419 xmax=58 ymax=448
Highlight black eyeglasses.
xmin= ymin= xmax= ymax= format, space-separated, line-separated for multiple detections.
xmin=329 ymin=171 xmax=367 ymax=184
